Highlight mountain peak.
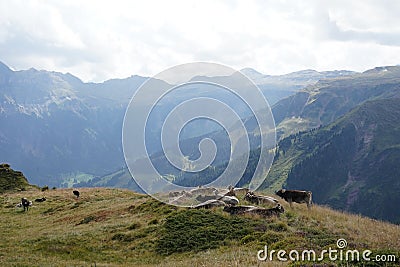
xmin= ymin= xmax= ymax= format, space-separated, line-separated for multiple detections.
xmin=363 ymin=65 xmax=400 ymax=75
xmin=290 ymin=69 xmax=319 ymax=75
xmin=240 ymin=68 xmax=264 ymax=76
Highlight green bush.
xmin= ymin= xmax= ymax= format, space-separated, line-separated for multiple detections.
xmin=78 ymin=215 xmax=96 ymax=225
xmin=260 ymin=230 xmax=286 ymax=244
xmin=148 ymin=218 xmax=158 ymax=225
xmin=271 ymin=236 xmax=307 ymax=250
xmin=128 ymin=222 xmax=141 ymax=230
xmin=156 ymin=209 xmax=256 ymax=255
xmin=111 ymin=233 xmax=135 ymax=242
xmin=269 ymin=221 xmax=289 ymax=232
xmin=240 ymin=232 xmax=264 ymax=245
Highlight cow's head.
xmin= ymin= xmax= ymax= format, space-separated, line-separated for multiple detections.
xmin=244 ymin=191 xmax=254 ymax=200
xmin=276 ymin=204 xmax=285 ymax=213
xmin=275 ymin=189 xmax=285 ymax=197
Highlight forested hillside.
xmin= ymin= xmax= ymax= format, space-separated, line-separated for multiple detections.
xmin=264 ymin=98 xmax=400 ymax=223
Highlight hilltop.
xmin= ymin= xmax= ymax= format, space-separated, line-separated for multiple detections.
xmin=0 ymin=187 xmax=399 ymax=266
xmin=0 ymin=163 xmax=32 ymax=193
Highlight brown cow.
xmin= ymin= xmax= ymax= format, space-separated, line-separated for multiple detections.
xmin=220 ymin=186 xmax=250 ymax=197
xmin=196 ymin=193 xmax=239 ymax=206
xmin=232 ymin=187 xmax=250 ymax=196
xmin=276 ymin=189 xmax=312 ymax=209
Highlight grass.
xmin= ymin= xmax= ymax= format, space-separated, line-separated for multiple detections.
xmin=156 ymin=209 xmax=257 ymax=255
xmin=0 ymin=187 xmax=399 ymax=266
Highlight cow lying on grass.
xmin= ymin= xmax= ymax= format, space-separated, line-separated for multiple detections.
xmin=276 ymin=189 xmax=312 ymax=209
xmin=219 ymin=195 xmax=239 ymax=206
xmin=244 ymin=191 xmax=279 ymax=206
xmin=35 ymin=197 xmax=46 ymax=202
xmin=195 ymin=194 xmax=240 ymax=206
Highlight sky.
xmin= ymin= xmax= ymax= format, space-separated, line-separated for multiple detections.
xmin=1 ymin=0 xmax=400 ymax=82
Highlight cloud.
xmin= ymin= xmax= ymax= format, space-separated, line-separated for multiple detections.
xmin=313 ymin=2 xmax=400 ymax=46
xmin=0 ymin=0 xmax=399 ymax=82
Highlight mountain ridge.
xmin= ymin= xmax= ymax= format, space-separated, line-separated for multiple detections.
xmin=0 ymin=61 xmax=354 ymax=186
xmin=271 ymin=65 xmax=400 ymax=139
xmin=264 ymin=98 xmax=400 ymax=223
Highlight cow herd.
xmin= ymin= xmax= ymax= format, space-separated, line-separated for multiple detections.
xmin=15 ymin=190 xmax=81 ymax=212
xmin=188 ymin=187 xmax=313 ymax=218
xmin=15 ymin=187 xmax=312 ymax=219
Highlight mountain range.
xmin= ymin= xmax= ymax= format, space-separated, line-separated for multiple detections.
xmin=1 ymin=61 xmax=400 ymax=223
xmin=0 ymin=61 xmax=353 ymax=186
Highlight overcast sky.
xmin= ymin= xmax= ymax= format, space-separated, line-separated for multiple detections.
xmin=1 ymin=0 xmax=400 ymax=82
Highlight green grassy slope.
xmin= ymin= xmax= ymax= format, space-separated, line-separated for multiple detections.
xmin=1 ymin=188 xmax=399 ymax=266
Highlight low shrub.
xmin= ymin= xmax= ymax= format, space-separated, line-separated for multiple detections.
xmin=156 ymin=209 xmax=257 ymax=255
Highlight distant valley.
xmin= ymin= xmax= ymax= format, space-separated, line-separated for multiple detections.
xmin=0 ymin=61 xmax=352 ymax=187
xmin=1 ymin=61 xmax=400 ymax=223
